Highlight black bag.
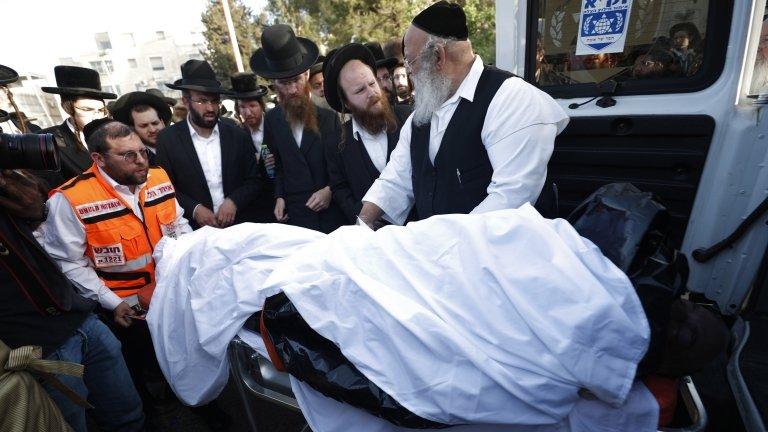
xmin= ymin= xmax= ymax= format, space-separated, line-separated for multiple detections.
xmin=259 ymin=292 xmax=448 ymax=429
xmin=568 ymin=183 xmax=688 ymax=375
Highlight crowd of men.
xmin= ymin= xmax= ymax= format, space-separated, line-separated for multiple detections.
xmin=0 ymin=2 xmax=568 ymax=431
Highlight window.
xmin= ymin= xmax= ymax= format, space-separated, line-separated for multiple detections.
xmin=95 ymin=32 xmax=112 ymax=50
xmin=122 ymin=33 xmax=136 ymax=47
xmin=529 ymin=0 xmax=732 ymax=97
xmin=750 ymin=6 xmax=768 ymax=96
xmin=149 ymin=56 xmax=165 ymax=71
xmin=128 ymin=58 xmax=138 ymax=69
xmin=89 ymin=60 xmax=113 ymax=74
xmin=156 ymin=31 xmax=166 ymax=40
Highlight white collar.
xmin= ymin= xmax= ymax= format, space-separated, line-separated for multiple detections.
xmin=439 ymin=55 xmax=484 ymax=110
xmin=249 ymin=116 xmax=264 ymax=134
xmin=187 ymin=113 xmax=220 ymax=139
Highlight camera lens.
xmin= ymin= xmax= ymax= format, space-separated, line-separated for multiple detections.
xmin=0 ymin=133 xmax=60 ymax=171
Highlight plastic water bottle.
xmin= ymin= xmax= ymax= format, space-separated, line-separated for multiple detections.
xmin=261 ymin=143 xmax=275 ymax=179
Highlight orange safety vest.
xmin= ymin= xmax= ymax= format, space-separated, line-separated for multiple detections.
xmin=52 ymin=164 xmax=179 ymax=309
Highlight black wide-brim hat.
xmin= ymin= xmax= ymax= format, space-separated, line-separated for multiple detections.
xmin=323 ymin=43 xmax=377 ymax=113
xmin=250 ymin=24 xmax=319 ymax=80
xmin=146 ymin=88 xmax=177 ymax=106
xmin=363 ymin=43 xmax=398 ymax=70
xmin=228 ymin=72 xmax=268 ymax=99
xmin=41 ymin=65 xmax=117 ymax=99
xmin=0 ymin=64 xmax=19 ymax=86
xmin=109 ymin=91 xmax=172 ymax=125
xmin=166 ymin=59 xmax=232 ymax=94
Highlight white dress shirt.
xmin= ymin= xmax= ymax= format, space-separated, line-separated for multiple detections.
xmin=188 ymin=116 xmax=225 ymax=213
xmin=249 ymin=116 xmax=265 ymax=152
xmin=352 ymin=118 xmax=389 ymax=173
xmin=291 ymin=122 xmax=304 ymax=147
xmin=363 ymin=56 xmax=570 ymax=224
xmin=39 ymin=167 xmax=192 ymax=310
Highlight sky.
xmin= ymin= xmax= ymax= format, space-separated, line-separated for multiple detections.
xmin=2 ymin=0 xmax=267 ymax=76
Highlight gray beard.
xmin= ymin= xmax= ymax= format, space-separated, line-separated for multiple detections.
xmin=411 ymin=68 xmax=451 ymax=127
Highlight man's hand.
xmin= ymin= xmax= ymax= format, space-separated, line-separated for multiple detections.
xmin=264 ymin=154 xmax=276 ymax=171
xmin=194 ymin=205 xmax=218 ymax=227
xmin=274 ymin=198 xmax=289 ymax=222
xmin=358 ymin=201 xmax=385 ymax=230
xmin=0 ymin=170 xmax=47 ymax=220
xmin=306 ymin=186 xmax=332 ymax=212
xmin=113 ymin=302 xmax=135 ymax=328
xmin=215 ymin=198 xmax=237 ymax=228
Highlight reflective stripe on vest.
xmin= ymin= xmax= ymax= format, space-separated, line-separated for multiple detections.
xmin=53 ymin=164 xmax=178 ymax=307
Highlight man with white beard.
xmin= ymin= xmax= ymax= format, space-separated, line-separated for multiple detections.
xmin=358 ymin=1 xmax=569 ymax=227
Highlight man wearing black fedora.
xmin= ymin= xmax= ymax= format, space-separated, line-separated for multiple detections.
xmin=323 ymin=43 xmax=412 ymax=224
xmin=156 ymin=59 xmax=261 ymax=231
xmin=38 ymin=65 xmax=117 ymax=188
xmin=229 ymin=72 xmax=276 ymax=223
xmin=309 ymin=55 xmax=332 ymax=111
xmin=251 ymin=24 xmax=346 ymax=233
xmin=109 ymin=91 xmax=173 ymax=165
xmin=365 ymin=42 xmax=401 ymax=106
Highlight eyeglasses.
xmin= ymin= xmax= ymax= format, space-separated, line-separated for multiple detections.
xmin=189 ymin=98 xmax=221 ymax=107
xmin=74 ymin=105 xmax=109 ymax=116
xmin=104 ymin=148 xmax=149 ymax=163
xmin=377 ymin=73 xmax=392 ymax=82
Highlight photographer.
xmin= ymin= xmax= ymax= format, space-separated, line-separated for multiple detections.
xmin=0 ymin=168 xmax=144 ymax=431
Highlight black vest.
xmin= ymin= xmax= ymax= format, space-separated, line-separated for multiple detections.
xmin=411 ymin=66 xmax=513 ymax=220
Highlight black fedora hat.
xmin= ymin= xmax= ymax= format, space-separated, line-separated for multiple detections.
xmin=146 ymin=88 xmax=177 ymax=106
xmin=364 ymin=42 xmax=398 ymax=70
xmin=166 ymin=59 xmax=232 ymax=94
xmin=309 ymin=55 xmax=326 ymax=77
xmin=0 ymin=64 xmax=19 ymax=86
xmin=41 ymin=66 xmax=117 ymax=99
xmin=250 ymin=24 xmax=319 ymax=80
xmin=228 ymin=72 xmax=268 ymax=99
xmin=322 ymin=43 xmax=377 ymax=113
xmin=109 ymin=91 xmax=172 ymax=125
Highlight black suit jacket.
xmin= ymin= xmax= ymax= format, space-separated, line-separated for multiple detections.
xmin=240 ymin=125 xmax=277 ymax=223
xmin=327 ymin=105 xmax=411 ymax=223
xmin=156 ymin=119 xmax=261 ymax=229
xmin=263 ymin=104 xmax=346 ymax=233
xmin=37 ymin=120 xmax=90 ymax=190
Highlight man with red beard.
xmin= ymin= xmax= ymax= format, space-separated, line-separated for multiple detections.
xmin=156 ymin=60 xmax=261 ymax=231
xmin=250 ymin=24 xmax=346 ymax=233
xmin=323 ymin=43 xmax=412 ymax=224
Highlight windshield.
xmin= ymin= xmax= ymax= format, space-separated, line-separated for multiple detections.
xmin=534 ymin=0 xmax=709 ymax=87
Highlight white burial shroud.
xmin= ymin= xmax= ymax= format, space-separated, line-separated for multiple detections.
xmin=147 ymin=204 xmax=658 ymax=431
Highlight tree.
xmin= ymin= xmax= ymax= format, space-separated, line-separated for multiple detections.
xmin=456 ymin=0 xmax=496 ymax=64
xmin=201 ymin=0 xmax=263 ymax=82
xmin=260 ymin=0 xmax=495 ymax=63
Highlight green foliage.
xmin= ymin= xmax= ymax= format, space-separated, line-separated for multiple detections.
xmin=201 ymin=0 xmax=263 ymax=82
xmin=201 ymin=0 xmax=497 ymax=79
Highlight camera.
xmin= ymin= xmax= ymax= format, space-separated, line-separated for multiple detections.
xmin=0 ymin=133 xmax=60 ymax=170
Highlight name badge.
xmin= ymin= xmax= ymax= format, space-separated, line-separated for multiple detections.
xmin=160 ymin=223 xmax=178 ymax=239
xmin=92 ymin=243 xmax=126 ymax=268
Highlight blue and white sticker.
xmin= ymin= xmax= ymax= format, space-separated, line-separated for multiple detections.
xmin=576 ymin=0 xmax=634 ymax=55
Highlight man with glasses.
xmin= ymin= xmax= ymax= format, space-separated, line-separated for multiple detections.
xmin=40 ymin=118 xmax=191 ymax=428
xmin=156 ymin=59 xmax=261 ymax=230
xmin=251 ymin=24 xmax=346 ymax=233
xmin=39 ymin=66 xmax=117 ymax=188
